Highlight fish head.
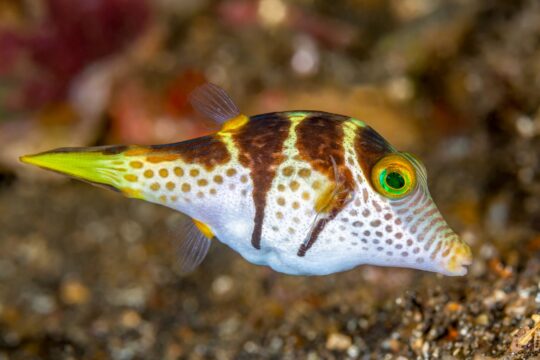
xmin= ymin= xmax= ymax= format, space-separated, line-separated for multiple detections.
xmin=352 ymin=146 xmax=472 ymax=276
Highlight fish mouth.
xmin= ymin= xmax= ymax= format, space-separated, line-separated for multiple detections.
xmin=442 ymin=241 xmax=473 ymax=276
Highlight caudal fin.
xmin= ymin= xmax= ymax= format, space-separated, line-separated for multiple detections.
xmin=20 ymin=145 xmax=142 ymax=197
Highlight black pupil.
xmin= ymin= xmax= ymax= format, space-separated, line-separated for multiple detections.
xmin=386 ymin=172 xmax=405 ymax=189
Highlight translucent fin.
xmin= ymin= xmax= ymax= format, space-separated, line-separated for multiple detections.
xmin=175 ymin=219 xmax=212 ymax=273
xmin=189 ymin=83 xmax=240 ymax=124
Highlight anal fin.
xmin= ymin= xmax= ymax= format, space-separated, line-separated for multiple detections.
xmin=175 ymin=218 xmax=214 ymax=273
xmin=192 ymin=218 xmax=215 ymax=239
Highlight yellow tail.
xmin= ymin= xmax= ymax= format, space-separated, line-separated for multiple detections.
xmin=20 ymin=145 xmax=139 ymax=196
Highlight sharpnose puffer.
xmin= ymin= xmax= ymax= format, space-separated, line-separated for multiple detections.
xmin=21 ymin=84 xmax=472 ymax=276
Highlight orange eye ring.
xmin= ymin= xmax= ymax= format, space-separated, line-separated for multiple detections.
xmin=371 ymin=153 xmax=417 ymax=199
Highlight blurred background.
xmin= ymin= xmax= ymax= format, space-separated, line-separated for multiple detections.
xmin=0 ymin=0 xmax=539 ymax=358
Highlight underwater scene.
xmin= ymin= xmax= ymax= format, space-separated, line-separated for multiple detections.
xmin=0 ymin=0 xmax=539 ymax=358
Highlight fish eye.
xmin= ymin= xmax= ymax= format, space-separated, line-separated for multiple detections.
xmin=385 ymin=171 xmax=405 ymax=190
xmin=372 ymin=154 xmax=417 ymax=199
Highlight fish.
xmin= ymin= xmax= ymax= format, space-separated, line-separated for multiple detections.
xmin=20 ymin=83 xmax=472 ymax=276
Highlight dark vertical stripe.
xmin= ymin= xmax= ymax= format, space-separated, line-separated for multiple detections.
xmin=295 ymin=113 xmax=349 ymax=179
xmin=233 ymin=113 xmax=291 ymax=249
xmin=298 ymin=218 xmax=328 ymax=257
xmin=354 ymin=126 xmax=393 ymax=189
xmin=297 ymin=209 xmax=343 ymax=257
xmin=295 ymin=114 xmax=353 ymax=256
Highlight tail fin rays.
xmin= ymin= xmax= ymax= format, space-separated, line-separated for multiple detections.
xmin=20 ymin=145 xmax=131 ymax=192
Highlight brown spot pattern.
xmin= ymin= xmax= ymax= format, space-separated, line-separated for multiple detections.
xmin=159 ymin=169 xmax=169 ymax=177
xmin=233 ymin=113 xmax=291 ymax=249
xmin=130 ymin=161 xmax=143 ymax=169
xmin=144 ymin=170 xmax=154 ymax=178
xmin=174 ymin=167 xmax=184 ymax=176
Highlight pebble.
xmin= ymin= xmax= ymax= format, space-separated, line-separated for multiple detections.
xmin=120 ymin=310 xmax=142 ymax=328
xmin=31 ymin=294 xmax=56 ymax=314
xmin=108 ymin=287 xmax=146 ymax=307
xmin=243 ymin=341 xmax=259 ymax=353
xmin=475 ymin=314 xmax=489 ymax=326
xmin=60 ymin=279 xmax=90 ymax=305
xmin=212 ymin=275 xmax=234 ymax=296
xmin=347 ymin=344 xmax=359 ymax=358
xmin=325 ymin=332 xmax=352 ymax=351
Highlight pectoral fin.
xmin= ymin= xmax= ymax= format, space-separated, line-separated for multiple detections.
xmin=298 ymin=157 xmax=354 ymax=257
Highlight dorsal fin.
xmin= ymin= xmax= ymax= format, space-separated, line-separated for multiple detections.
xmin=189 ymin=83 xmax=241 ymax=124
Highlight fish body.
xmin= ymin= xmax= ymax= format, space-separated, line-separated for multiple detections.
xmin=21 ymin=84 xmax=472 ymax=276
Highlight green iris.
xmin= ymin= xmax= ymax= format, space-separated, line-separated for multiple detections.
xmin=385 ymin=171 xmax=405 ymax=190
xmin=379 ymin=169 xmax=409 ymax=196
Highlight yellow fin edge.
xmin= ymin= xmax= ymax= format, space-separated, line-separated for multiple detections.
xmin=192 ymin=219 xmax=215 ymax=239
xmin=221 ymin=114 xmax=249 ymax=132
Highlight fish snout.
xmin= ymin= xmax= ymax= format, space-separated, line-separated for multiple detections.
xmin=438 ymin=234 xmax=472 ymax=276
